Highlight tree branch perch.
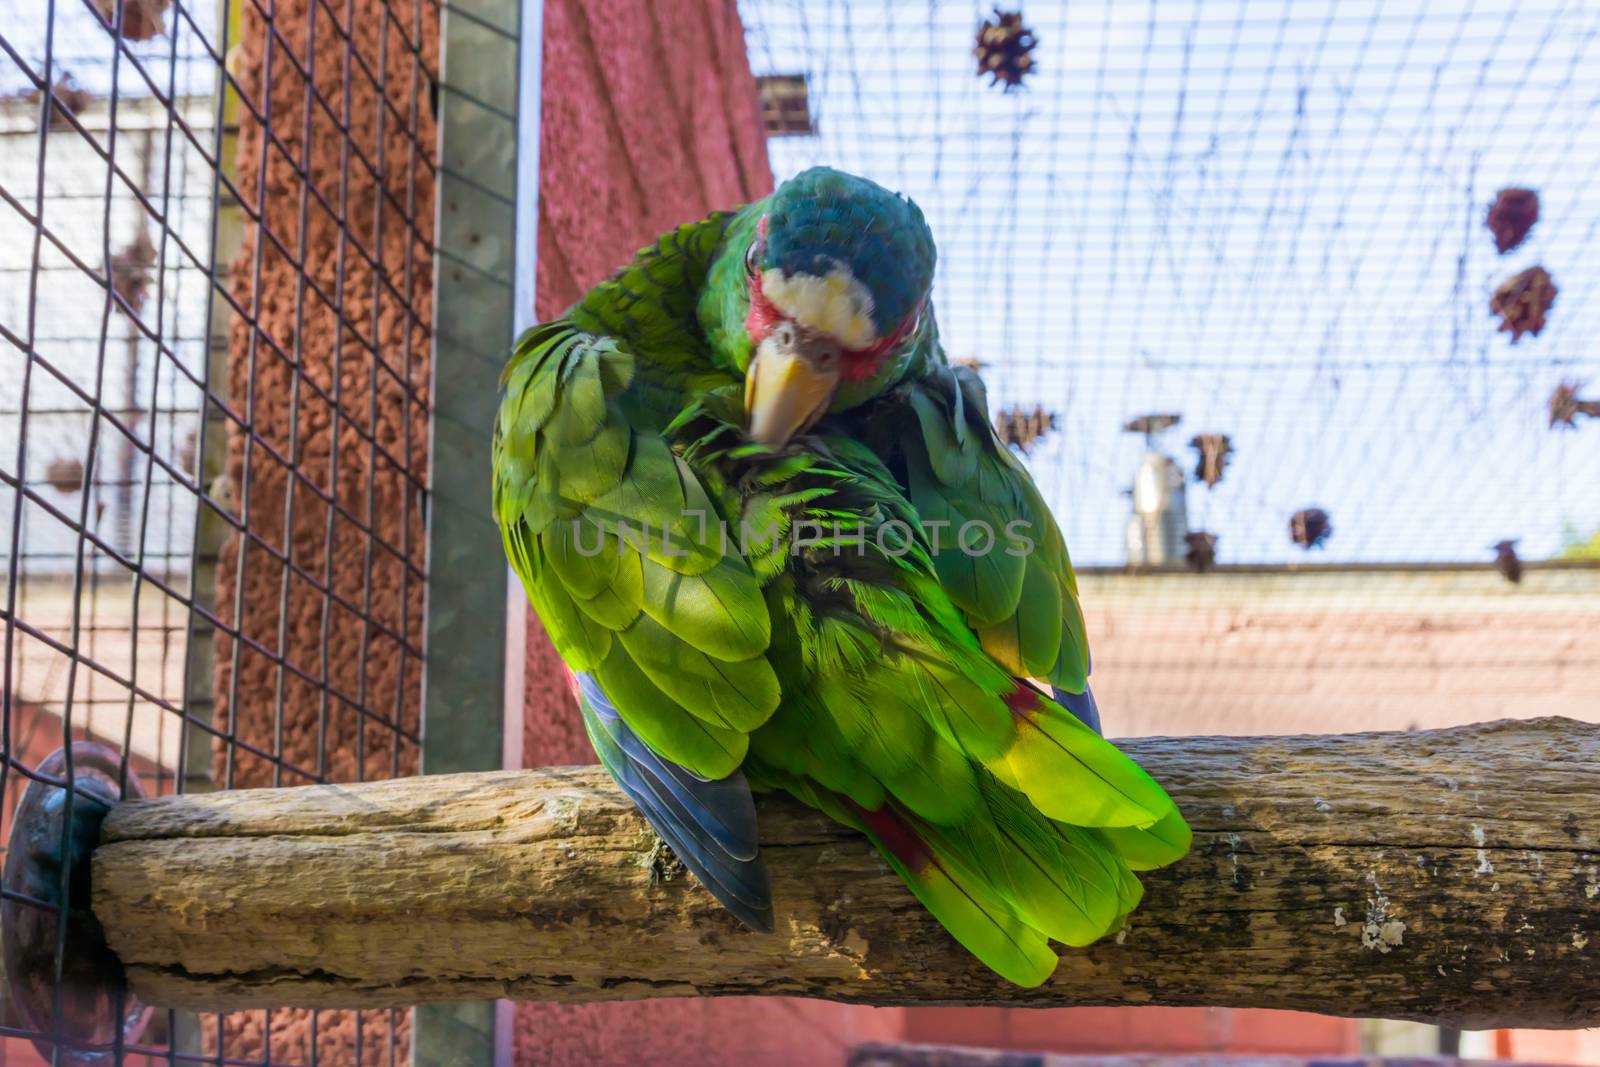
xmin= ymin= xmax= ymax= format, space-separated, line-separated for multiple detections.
xmin=91 ymin=718 xmax=1599 ymax=1026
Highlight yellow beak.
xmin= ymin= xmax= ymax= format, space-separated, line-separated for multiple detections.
xmin=744 ymin=333 xmax=841 ymax=447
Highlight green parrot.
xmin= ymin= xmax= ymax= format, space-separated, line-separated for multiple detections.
xmin=492 ymin=167 xmax=1190 ymax=987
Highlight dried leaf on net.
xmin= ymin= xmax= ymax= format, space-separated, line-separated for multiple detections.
xmin=1486 ymin=188 xmax=1539 ymax=254
xmin=994 ymin=404 xmax=1056 ymax=453
xmin=1288 ymin=507 xmax=1332 ymax=550
xmin=950 ymin=356 xmax=986 ymax=372
xmin=975 ymin=9 xmax=1038 ymax=91
xmin=1492 ymin=540 xmax=1522 ymax=585
xmin=1189 ymin=433 xmax=1233 ymax=488
xmin=1184 ymin=531 xmax=1218 ymax=573
xmin=177 ymin=429 xmax=199 ymax=475
xmin=4 ymin=76 xmax=97 ymax=130
xmin=109 ymin=228 xmax=158 ymax=317
xmin=51 ymin=79 xmax=95 ymax=127
xmin=45 ymin=458 xmax=85 ymax=494
xmin=1489 ymin=266 xmax=1557 ymax=343
xmin=1121 ymin=413 xmax=1181 ymax=436
xmin=83 ymin=0 xmax=171 ymax=41
xmin=1548 ymin=380 xmax=1600 ymax=428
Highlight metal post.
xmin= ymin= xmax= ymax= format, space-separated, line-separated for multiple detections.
xmin=418 ymin=0 xmax=541 ymax=1061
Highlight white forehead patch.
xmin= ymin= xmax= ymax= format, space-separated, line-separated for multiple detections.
xmin=759 ymin=261 xmax=878 ymax=351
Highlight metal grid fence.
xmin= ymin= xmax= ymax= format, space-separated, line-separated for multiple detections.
xmin=0 ymin=0 xmax=443 ymax=1057
xmin=738 ymin=0 xmax=1600 ymax=738
xmin=741 ymin=0 xmax=1600 ymax=569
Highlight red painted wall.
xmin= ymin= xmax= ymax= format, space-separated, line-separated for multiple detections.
xmin=899 ymin=1008 xmax=1358 ymax=1059
xmin=519 ymin=4 xmax=1363 ymax=1064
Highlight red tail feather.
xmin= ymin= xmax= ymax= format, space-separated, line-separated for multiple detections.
xmin=1003 ymin=681 xmax=1042 ymax=719
xmin=846 ymin=798 xmax=932 ymax=873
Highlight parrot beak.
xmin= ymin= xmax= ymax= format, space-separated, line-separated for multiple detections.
xmin=745 ymin=323 xmax=842 ymax=447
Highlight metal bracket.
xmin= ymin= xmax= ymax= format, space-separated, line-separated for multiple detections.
xmin=1 ymin=742 xmax=150 ymax=1066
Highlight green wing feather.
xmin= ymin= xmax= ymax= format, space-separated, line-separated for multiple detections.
xmin=492 ymin=284 xmax=780 ymax=783
xmin=890 ymin=365 xmax=1091 ymax=692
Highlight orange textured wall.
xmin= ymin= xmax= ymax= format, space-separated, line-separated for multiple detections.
xmin=899 ymin=1007 xmax=1359 ymax=1059
xmin=218 ymin=0 xmax=435 ymax=794
xmin=214 ymin=0 xmax=438 ymax=1057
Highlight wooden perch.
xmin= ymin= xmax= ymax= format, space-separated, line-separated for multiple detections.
xmin=91 ymin=718 xmax=1599 ymax=1027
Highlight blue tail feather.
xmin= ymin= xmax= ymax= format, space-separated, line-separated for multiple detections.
xmin=582 ymin=680 xmax=760 ymax=860
xmin=590 ymin=724 xmax=770 ymax=912
xmin=584 ymin=702 xmax=769 ymax=911
xmin=1053 ymin=684 xmax=1103 ymax=736
xmin=577 ymin=672 xmax=773 ymax=931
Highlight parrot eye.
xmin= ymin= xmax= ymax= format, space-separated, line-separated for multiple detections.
xmin=744 ymin=238 xmax=765 ymax=277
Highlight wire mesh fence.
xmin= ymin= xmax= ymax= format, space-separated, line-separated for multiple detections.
xmin=739 ymin=0 xmax=1600 ymax=736
xmin=1 ymin=0 xmax=438 ymax=1057
xmin=742 ymin=0 xmax=1600 ymax=568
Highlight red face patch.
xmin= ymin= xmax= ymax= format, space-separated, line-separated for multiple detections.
xmin=848 ymin=799 xmax=932 ymax=873
xmin=840 ymin=302 xmax=923 ymax=382
xmin=744 ymin=272 xmax=783 ymax=346
xmin=1004 ymin=682 xmax=1042 ymax=720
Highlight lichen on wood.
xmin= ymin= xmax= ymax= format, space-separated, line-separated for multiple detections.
xmin=92 ymin=718 xmax=1600 ymax=1028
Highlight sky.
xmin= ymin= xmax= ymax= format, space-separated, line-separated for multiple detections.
xmin=0 ymin=0 xmax=219 ymax=99
xmin=739 ymin=0 xmax=1600 ymax=566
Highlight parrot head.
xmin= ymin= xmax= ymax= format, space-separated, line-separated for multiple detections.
xmin=703 ymin=167 xmax=937 ymax=447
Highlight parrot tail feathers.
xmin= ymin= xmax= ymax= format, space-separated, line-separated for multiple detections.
xmin=578 ymin=672 xmax=774 ymax=932
xmin=845 ymin=797 xmax=1060 ymax=988
xmin=1093 ymin=805 xmax=1194 ymax=871
xmin=986 ymin=682 xmax=1178 ymax=831
xmin=1044 ymin=683 xmax=1192 ymax=870
xmin=1051 ymin=684 xmax=1102 ymax=736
